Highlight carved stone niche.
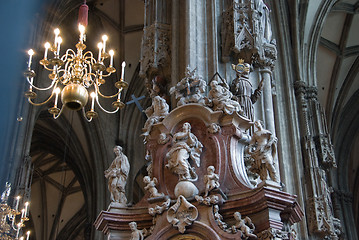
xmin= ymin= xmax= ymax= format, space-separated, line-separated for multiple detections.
xmin=95 ymin=104 xmax=303 ymax=239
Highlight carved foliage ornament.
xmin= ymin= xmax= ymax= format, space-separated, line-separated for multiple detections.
xmin=167 ymin=195 xmax=199 ymax=233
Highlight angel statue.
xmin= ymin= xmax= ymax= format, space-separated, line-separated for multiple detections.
xmin=248 ymin=120 xmax=278 ymax=182
xmin=166 ymin=122 xmax=203 ymax=181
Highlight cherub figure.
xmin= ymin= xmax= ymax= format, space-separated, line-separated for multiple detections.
xmin=213 ymin=205 xmax=228 ymax=230
xmin=143 ymin=176 xmax=164 ymax=198
xmin=169 ymin=67 xmax=206 ymax=106
xmin=142 ymin=95 xmax=169 ymax=141
xmin=129 ymin=222 xmax=147 ymax=240
xmin=232 ymin=212 xmax=256 ymax=238
xmin=204 ymin=166 xmax=220 ymax=196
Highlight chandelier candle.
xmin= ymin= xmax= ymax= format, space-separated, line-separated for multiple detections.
xmin=102 ymin=35 xmax=108 ymax=53
xmin=44 ymin=42 xmax=50 ymax=60
xmin=27 ymin=49 xmax=34 ymax=68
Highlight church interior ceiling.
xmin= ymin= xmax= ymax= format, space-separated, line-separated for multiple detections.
xmin=0 ymin=0 xmax=358 ymax=239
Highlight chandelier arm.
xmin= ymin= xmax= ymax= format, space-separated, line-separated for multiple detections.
xmin=101 ymin=72 xmax=112 ymax=78
xmin=95 ymin=95 xmax=120 ymax=114
xmin=27 ymin=86 xmax=57 ymax=106
xmin=83 ymin=51 xmax=94 ymax=59
xmin=26 ymin=77 xmax=57 ymax=91
xmin=82 ymin=108 xmax=93 ymax=122
xmin=96 ymin=86 xmax=119 ymax=99
xmin=57 ymin=67 xmax=70 ymax=85
xmin=43 ymin=64 xmax=55 ymax=71
xmin=62 ymin=49 xmax=76 ymax=61
xmin=52 ymin=105 xmax=65 ymax=119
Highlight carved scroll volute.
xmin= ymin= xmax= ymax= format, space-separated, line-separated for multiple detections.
xmin=221 ymin=113 xmax=254 ymax=191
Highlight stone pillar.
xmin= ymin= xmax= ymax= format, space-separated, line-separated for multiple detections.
xmin=260 ymin=67 xmax=275 ymax=135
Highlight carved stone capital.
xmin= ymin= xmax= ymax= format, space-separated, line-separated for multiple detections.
xmin=293 ymin=81 xmax=307 ymax=97
xmin=257 ymin=228 xmax=295 ymax=240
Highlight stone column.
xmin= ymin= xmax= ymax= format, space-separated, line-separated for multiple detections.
xmin=260 ymin=67 xmax=275 ymax=135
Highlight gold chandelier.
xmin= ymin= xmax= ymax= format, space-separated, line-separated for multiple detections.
xmin=24 ymin=3 xmax=128 ymax=121
xmin=0 ymin=183 xmax=30 ymax=240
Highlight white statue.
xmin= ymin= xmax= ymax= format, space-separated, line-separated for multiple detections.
xmin=230 ymin=60 xmax=262 ymax=122
xmin=1 ymin=182 xmax=11 ymax=203
xmin=204 ymin=166 xmax=220 ymax=196
xmin=207 ymin=79 xmax=242 ymax=115
xmin=169 ymin=67 xmax=206 ymax=106
xmin=248 ymin=120 xmax=278 ymax=182
xmin=166 ymin=122 xmax=203 ymax=181
xmin=254 ymin=0 xmax=272 ymax=43
xmin=213 ymin=205 xmax=228 ymax=230
xmin=129 ymin=222 xmax=147 ymax=240
xmin=104 ymin=146 xmax=130 ymax=204
xmin=143 ymin=176 xmax=164 ymax=198
xmin=142 ymin=95 xmax=169 ymax=141
xmin=232 ymin=212 xmax=256 ymax=238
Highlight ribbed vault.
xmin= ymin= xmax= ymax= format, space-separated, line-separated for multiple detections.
xmin=316 ymin=0 xmax=359 ymax=236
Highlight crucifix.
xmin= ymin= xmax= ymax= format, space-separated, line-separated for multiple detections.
xmin=126 ymin=94 xmax=147 ymax=118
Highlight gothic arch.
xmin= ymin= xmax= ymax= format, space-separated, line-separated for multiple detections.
xmin=332 ymin=90 xmax=359 ymax=238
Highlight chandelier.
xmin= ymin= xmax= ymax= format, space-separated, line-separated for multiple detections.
xmin=23 ymin=2 xmax=128 ymax=121
xmin=0 ymin=183 xmax=30 ymax=240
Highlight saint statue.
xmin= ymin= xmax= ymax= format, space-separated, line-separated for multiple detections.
xmin=254 ymin=0 xmax=272 ymax=43
xmin=1 ymin=182 xmax=11 ymax=203
xmin=230 ymin=59 xmax=262 ymax=122
xmin=104 ymin=146 xmax=130 ymax=204
xmin=207 ymin=79 xmax=242 ymax=115
xmin=166 ymin=122 xmax=203 ymax=181
xmin=248 ymin=120 xmax=278 ymax=182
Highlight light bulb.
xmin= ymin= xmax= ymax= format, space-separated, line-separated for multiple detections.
xmin=102 ymin=35 xmax=108 ymax=41
xmin=109 ymin=50 xmax=114 ymax=56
